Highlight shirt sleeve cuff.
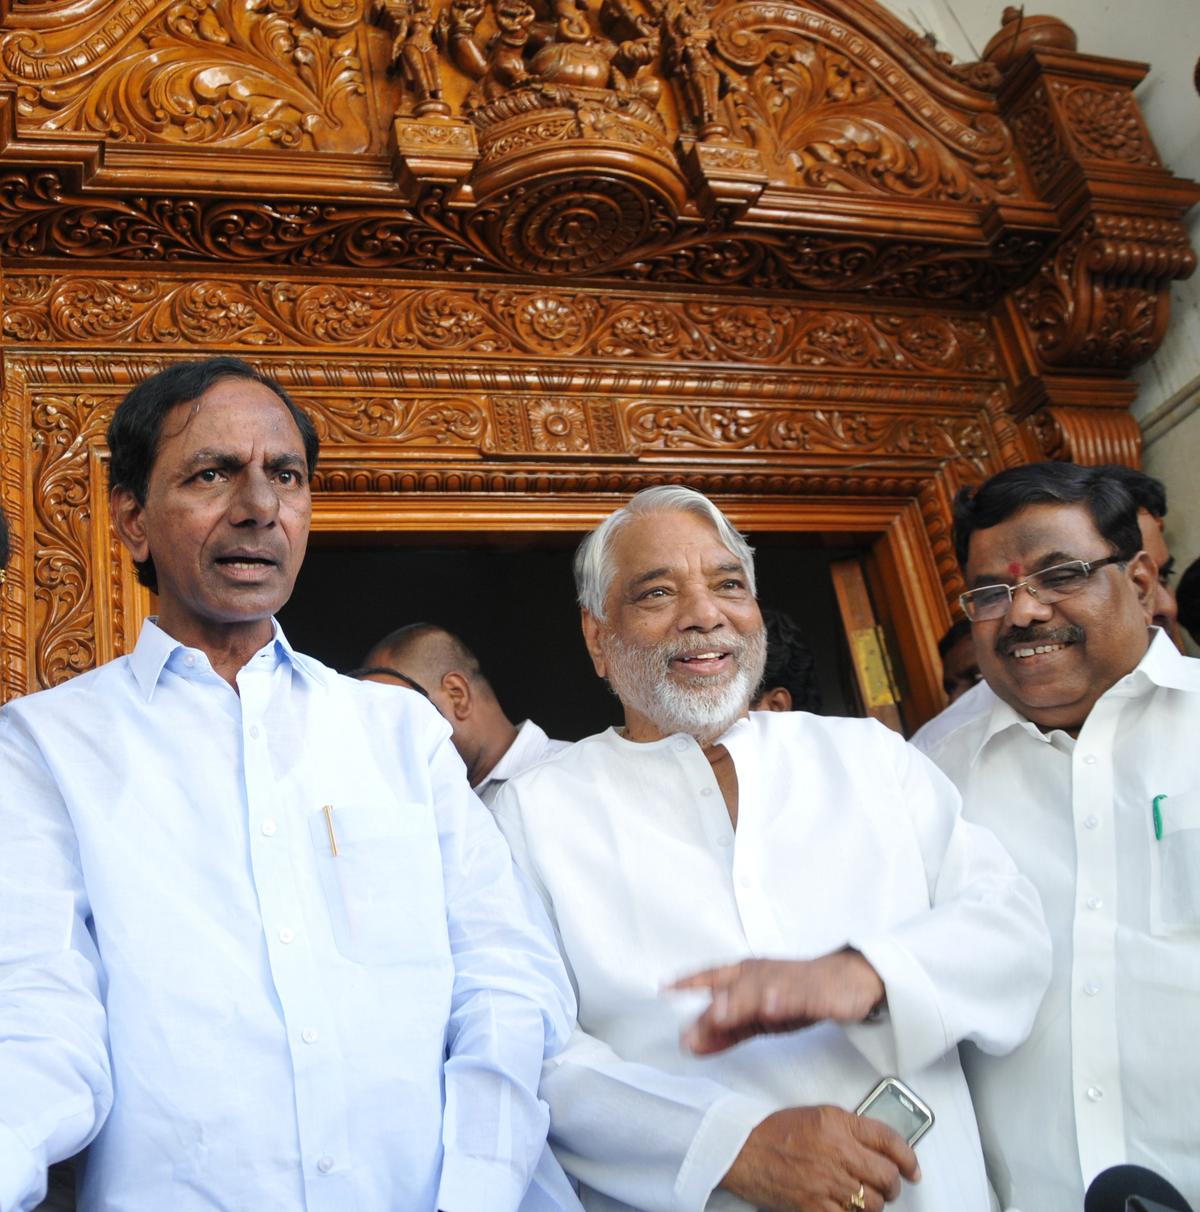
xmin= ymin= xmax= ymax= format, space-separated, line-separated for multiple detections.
xmin=674 ymin=1092 xmax=775 ymax=1212
xmin=436 ymin=1153 xmax=525 ymax=1212
xmin=844 ymin=936 xmax=950 ymax=1076
xmin=0 ymin=1119 xmax=43 ymax=1212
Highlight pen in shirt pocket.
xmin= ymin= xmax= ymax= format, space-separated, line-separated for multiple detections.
xmin=323 ymin=804 xmax=339 ymax=856
xmin=1152 ymin=794 xmax=1167 ymax=841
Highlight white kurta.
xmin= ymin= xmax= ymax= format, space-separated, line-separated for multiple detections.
xmin=923 ymin=629 xmax=1200 ymax=1211
xmin=492 ymin=711 xmax=1051 ymax=1212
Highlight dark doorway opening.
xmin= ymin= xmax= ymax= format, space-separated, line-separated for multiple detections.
xmin=278 ymin=532 xmax=863 ymax=741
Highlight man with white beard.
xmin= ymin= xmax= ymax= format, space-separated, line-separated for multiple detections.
xmin=490 ymin=486 xmax=1051 ymax=1212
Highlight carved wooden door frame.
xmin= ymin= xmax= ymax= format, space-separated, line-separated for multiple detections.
xmin=0 ymin=2 xmax=1197 ymax=722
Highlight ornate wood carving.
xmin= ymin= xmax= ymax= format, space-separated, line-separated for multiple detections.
xmin=0 ymin=1 xmax=1196 ymax=719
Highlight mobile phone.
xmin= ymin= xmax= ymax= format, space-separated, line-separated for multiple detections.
xmin=855 ymin=1077 xmax=934 ymax=1147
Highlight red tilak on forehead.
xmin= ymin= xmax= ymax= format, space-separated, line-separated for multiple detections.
xmin=1007 ymin=561 xmax=1022 ymax=577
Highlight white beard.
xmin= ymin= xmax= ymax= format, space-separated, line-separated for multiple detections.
xmin=602 ymin=625 xmax=768 ymax=745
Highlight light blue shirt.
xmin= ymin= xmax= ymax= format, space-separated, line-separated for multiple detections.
xmin=0 ymin=620 xmax=580 ymax=1212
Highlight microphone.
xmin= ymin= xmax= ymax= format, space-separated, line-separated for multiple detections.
xmin=1084 ymin=1165 xmax=1193 ymax=1212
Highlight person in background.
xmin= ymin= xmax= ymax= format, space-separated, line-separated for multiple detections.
xmin=750 ymin=607 xmax=823 ymax=713
xmin=923 ymin=461 xmax=1200 ymax=1210
xmin=936 ymin=618 xmax=980 ymax=705
xmin=492 ymin=485 xmax=1050 ymax=1212
xmin=361 ymin=623 xmax=568 ymax=806
xmin=0 ymin=357 xmax=580 ymax=1212
xmin=1176 ymin=555 xmax=1200 ymax=648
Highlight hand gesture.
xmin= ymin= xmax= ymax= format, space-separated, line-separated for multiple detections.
xmin=671 ymin=951 xmax=885 ymax=1055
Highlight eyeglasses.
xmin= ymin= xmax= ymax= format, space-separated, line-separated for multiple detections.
xmin=959 ymin=555 xmax=1126 ymax=622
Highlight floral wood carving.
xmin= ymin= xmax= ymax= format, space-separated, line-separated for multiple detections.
xmin=712 ymin=4 xmax=1019 ymax=200
xmin=1015 ymin=214 xmax=1197 ymax=371
xmin=0 ymin=0 xmax=381 ymax=152
xmin=1 ymin=272 xmax=1000 ymax=376
xmin=1051 ymin=81 xmax=1159 ymax=168
xmin=0 ymin=171 xmax=1055 ymax=299
xmin=25 ymin=386 xmax=115 ymax=686
xmin=625 ymin=403 xmax=992 ymax=468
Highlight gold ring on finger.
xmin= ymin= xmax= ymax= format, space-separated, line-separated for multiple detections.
xmin=848 ymin=1183 xmax=867 ymax=1211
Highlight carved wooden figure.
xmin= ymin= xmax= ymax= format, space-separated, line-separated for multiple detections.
xmin=0 ymin=1 xmax=1195 ymax=723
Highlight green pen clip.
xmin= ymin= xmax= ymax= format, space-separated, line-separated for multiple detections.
xmin=1152 ymin=794 xmax=1167 ymax=841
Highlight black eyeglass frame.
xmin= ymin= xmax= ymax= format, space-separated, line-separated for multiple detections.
xmin=959 ymin=554 xmax=1129 ymax=622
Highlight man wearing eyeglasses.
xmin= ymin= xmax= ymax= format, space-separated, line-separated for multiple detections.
xmin=920 ymin=461 xmax=1200 ymax=1212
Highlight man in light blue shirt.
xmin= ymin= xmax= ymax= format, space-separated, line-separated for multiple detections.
xmin=0 ymin=358 xmax=580 ymax=1212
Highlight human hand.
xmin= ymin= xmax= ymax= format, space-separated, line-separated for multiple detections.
xmin=722 ymin=1105 xmax=918 ymax=1212
xmin=671 ymin=951 xmax=885 ymax=1054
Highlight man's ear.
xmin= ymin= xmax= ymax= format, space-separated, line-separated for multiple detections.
xmin=581 ymin=610 xmax=608 ymax=678
xmin=755 ymin=686 xmax=792 ymax=712
xmin=1127 ymin=551 xmax=1158 ymax=624
xmin=110 ymin=486 xmax=150 ymax=565
xmin=439 ymin=671 xmax=474 ymax=721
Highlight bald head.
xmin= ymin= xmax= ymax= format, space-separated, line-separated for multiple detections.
xmin=365 ymin=623 xmax=483 ymax=693
xmin=360 ymin=623 xmax=516 ymax=786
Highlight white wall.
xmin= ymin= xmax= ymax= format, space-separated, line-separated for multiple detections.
xmin=883 ymin=0 xmax=1200 ymax=592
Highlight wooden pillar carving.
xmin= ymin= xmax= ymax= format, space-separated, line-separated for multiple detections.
xmin=987 ymin=8 xmax=1200 ymax=465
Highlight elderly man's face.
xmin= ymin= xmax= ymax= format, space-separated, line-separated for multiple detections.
xmin=111 ymin=377 xmax=311 ymax=650
xmin=965 ymin=502 xmax=1155 ymax=734
xmin=582 ymin=509 xmax=766 ymax=744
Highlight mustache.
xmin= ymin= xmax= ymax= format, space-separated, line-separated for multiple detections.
xmin=996 ymin=623 xmax=1084 ymax=656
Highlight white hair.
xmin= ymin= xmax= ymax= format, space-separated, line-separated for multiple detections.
xmin=574 ymin=485 xmax=757 ymax=619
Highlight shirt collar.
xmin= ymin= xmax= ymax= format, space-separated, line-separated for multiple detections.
xmin=969 ymin=627 xmax=1197 ymax=763
xmin=129 ymin=617 xmax=326 ymax=701
xmin=482 ymin=720 xmax=544 ymax=787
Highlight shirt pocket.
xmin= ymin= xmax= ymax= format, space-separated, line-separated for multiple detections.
xmin=308 ymin=802 xmax=447 ymax=965
xmin=1149 ymin=792 xmax=1200 ymax=936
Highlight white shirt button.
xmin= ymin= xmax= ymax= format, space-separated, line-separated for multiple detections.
xmin=1086 ymin=1085 xmax=1104 ymax=1102
xmin=1084 ymin=814 xmax=1100 ymax=830
xmin=184 ymin=653 xmax=196 ymax=668
xmin=1086 ymin=896 xmax=1103 ymax=911
xmin=301 ymin=1027 xmax=319 ymax=1044
xmin=673 ymin=739 xmax=689 ymax=753
xmin=1083 ymin=753 xmax=1097 ymax=765
xmin=738 ymin=874 xmax=752 ymax=888
xmin=1084 ymin=981 xmax=1101 ymax=996
xmin=317 ymin=1155 xmax=335 ymax=1174
xmin=249 ymin=725 xmax=261 ymax=740
xmin=278 ymin=927 xmax=295 ymax=944
xmin=261 ymin=819 xmax=277 ymax=837
xmin=700 ymin=787 xmax=713 ymax=797
xmin=717 ymin=835 xmax=733 ymax=848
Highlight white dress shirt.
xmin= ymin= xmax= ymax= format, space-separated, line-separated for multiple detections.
xmin=475 ymin=721 xmax=571 ymax=808
xmin=923 ymin=629 xmax=1200 ymax=1210
xmin=492 ymin=711 xmax=1050 ymax=1212
xmin=0 ymin=620 xmax=580 ymax=1212
xmin=909 ymin=680 xmax=997 ymax=755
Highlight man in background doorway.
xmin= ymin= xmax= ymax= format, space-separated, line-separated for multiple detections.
xmin=749 ymin=607 xmax=823 ymax=713
xmin=936 ymin=618 xmax=980 ymax=706
xmin=361 ymin=623 xmax=569 ymax=806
